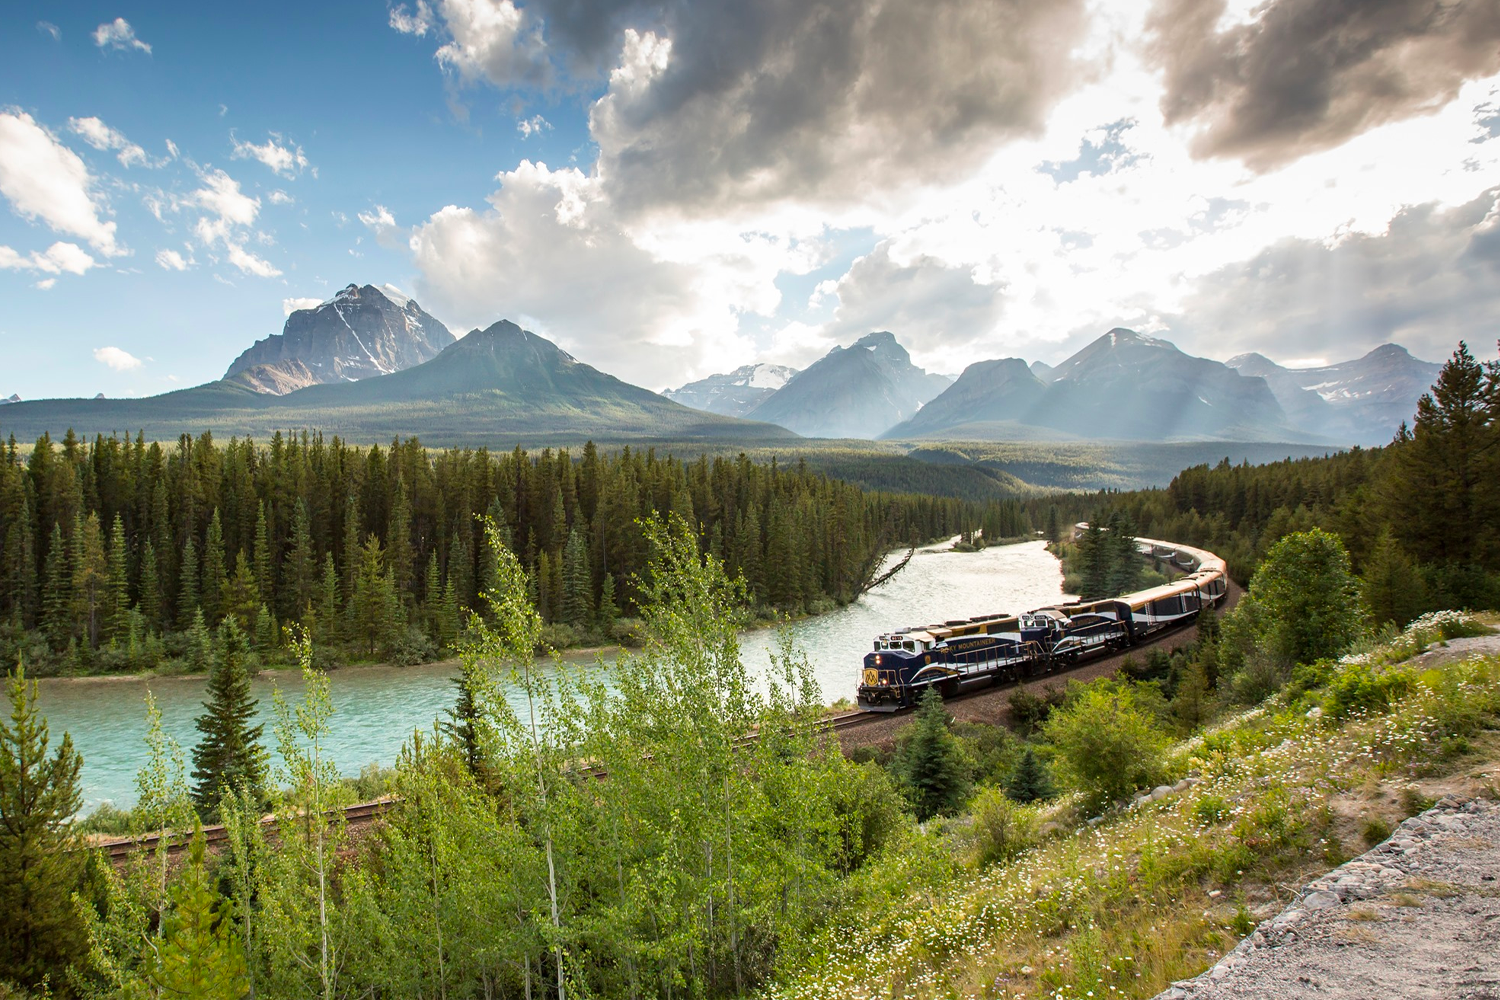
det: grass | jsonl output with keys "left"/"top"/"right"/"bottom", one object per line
{"left": 770, "top": 616, "right": 1500, "bottom": 1000}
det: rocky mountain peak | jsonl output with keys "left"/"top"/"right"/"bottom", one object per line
{"left": 223, "top": 282, "right": 455, "bottom": 394}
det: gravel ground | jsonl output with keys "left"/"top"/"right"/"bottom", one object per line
{"left": 1156, "top": 796, "right": 1500, "bottom": 1000}
{"left": 836, "top": 580, "right": 1245, "bottom": 752}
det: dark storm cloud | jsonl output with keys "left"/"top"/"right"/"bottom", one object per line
{"left": 1163, "top": 188, "right": 1500, "bottom": 363}
{"left": 430, "top": 0, "right": 1089, "bottom": 215}
{"left": 1148, "top": 0, "right": 1500, "bottom": 170}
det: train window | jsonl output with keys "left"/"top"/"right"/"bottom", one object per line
{"left": 903, "top": 641, "right": 916, "bottom": 653}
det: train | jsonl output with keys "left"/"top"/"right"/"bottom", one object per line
{"left": 855, "top": 535, "right": 1228, "bottom": 712}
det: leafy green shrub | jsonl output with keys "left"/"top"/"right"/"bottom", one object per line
{"left": 954, "top": 720, "right": 1019, "bottom": 785}
{"left": 76, "top": 802, "right": 136, "bottom": 837}
{"left": 1044, "top": 683, "right": 1169, "bottom": 809}
{"left": 1008, "top": 686, "right": 1063, "bottom": 736}
{"left": 388, "top": 626, "right": 440, "bottom": 666}
{"left": 829, "top": 762, "right": 909, "bottom": 873}
{"left": 1194, "top": 794, "right": 1230, "bottom": 825}
{"left": 968, "top": 787, "right": 1039, "bottom": 867}
{"left": 1325, "top": 663, "right": 1410, "bottom": 719}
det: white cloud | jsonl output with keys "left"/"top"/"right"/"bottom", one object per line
{"left": 35, "top": 278, "right": 56, "bottom": 290}
{"left": 225, "top": 242, "right": 282, "bottom": 278}
{"left": 37, "top": 21, "right": 60, "bottom": 41}
{"left": 93, "top": 346, "right": 143, "bottom": 371}
{"left": 0, "top": 112, "right": 120, "bottom": 255}
{"left": 267, "top": 189, "right": 293, "bottom": 205}
{"left": 431, "top": 0, "right": 551, "bottom": 87}
{"left": 67, "top": 116, "right": 150, "bottom": 168}
{"left": 390, "top": 1, "right": 434, "bottom": 36}
{"left": 154, "top": 248, "right": 192, "bottom": 270}
{"left": 92, "top": 18, "right": 151, "bottom": 54}
{"left": 283, "top": 296, "right": 323, "bottom": 315}
{"left": 231, "top": 132, "right": 309, "bottom": 177}
{"left": 517, "top": 114, "right": 551, "bottom": 138}
{"left": 0, "top": 241, "right": 97, "bottom": 275}
{"left": 408, "top": 160, "right": 787, "bottom": 385}
{"left": 358, "top": 205, "right": 397, "bottom": 229}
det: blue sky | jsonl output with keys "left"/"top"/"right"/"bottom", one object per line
{"left": 4, "top": 0, "right": 1500, "bottom": 401}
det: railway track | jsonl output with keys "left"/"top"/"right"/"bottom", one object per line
{"left": 94, "top": 797, "right": 396, "bottom": 864}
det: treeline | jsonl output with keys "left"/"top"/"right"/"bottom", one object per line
{"left": 0, "top": 430, "right": 976, "bottom": 674}
{"left": 1032, "top": 341, "right": 1500, "bottom": 625}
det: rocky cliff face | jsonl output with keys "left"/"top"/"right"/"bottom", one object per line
{"left": 884, "top": 358, "right": 1048, "bottom": 439}
{"left": 223, "top": 283, "right": 455, "bottom": 393}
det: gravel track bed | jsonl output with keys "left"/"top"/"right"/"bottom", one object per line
{"left": 1157, "top": 796, "right": 1500, "bottom": 1000}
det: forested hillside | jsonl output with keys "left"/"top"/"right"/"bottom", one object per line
{"left": 1038, "top": 341, "right": 1500, "bottom": 622}
{"left": 0, "top": 431, "right": 975, "bottom": 674}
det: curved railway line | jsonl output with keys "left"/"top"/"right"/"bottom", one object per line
{"left": 96, "top": 533, "right": 1234, "bottom": 862}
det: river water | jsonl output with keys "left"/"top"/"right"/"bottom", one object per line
{"left": 36, "top": 539, "right": 1069, "bottom": 812}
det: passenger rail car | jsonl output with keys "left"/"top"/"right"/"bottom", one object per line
{"left": 856, "top": 534, "right": 1228, "bottom": 712}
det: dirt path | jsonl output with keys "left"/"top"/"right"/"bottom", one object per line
{"left": 1158, "top": 796, "right": 1500, "bottom": 1000}
{"left": 836, "top": 579, "right": 1245, "bottom": 752}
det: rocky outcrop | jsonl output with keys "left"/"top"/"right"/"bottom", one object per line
{"left": 224, "top": 283, "right": 455, "bottom": 394}
{"left": 665, "top": 363, "right": 799, "bottom": 417}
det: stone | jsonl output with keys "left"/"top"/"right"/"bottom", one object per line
{"left": 1303, "top": 891, "right": 1341, "bottom": 911}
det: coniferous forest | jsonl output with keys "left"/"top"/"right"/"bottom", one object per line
{"left": 0, "top": 431, "right": 995, "bottom": 675}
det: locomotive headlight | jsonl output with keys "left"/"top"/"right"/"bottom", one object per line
{"left": 874, "top": 655, "right": 882, "bottom": 665}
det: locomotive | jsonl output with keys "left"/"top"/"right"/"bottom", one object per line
{"left": 855, "top": 536, "right": 1227, "bottom": 712}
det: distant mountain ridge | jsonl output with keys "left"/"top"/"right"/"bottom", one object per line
{"left": 224, "top": 283, "right": 455, "bottom": 393}
{"left": 0, "top": 319, "right": 795, "bottom": 447}
{"left": 1227, "top": 344, "right": 1440, "bottom": 444}
{"left": 664, "top": 363, "right": 798, "bottom": 417}
{"left": 743, "top": 331, "right": 951, "bottom": 438}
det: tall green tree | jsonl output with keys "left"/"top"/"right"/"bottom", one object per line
{"left": 203, "top": 509, "right": 227, "bottom": 624}
{"left": 1238, "top": 528, "right": 1366, "bottom": 666}
{"left": 893, "top": 686, "right": 971, "bottom": 820}
{"left": 0, "top": 663, "right": 88, "bottom": 986}
{"left": 141, "top": 826, "right": 249, "bottom": 999}
{"left": 190, "top": 617, "right": 267, "bottom": 812}
{"left": 72, "top": 511, "right": 109, "bottom": 648}
{"left": 1361, "top": 528, "right": 1427, "bottom": 628}
{"left": 41, "top": 522, "right": 72, "bottom": 650}
{"left": 559, "top": 528, "right": 593, "bottom": 626}
{"left": 105, "top": 512, "right": 130, "bottom": 645}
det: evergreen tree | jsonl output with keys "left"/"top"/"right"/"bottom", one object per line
{"left": 191, "top": 617, "right": 267, "bottom": 812}
{"left": 222, "top": 551, "right": 260, "bottom": 632}
{"left": 388, "top": 480, "right": 414, "bottom": 602}
{"left": 253, "top": 499, "right": 274, "bottom": 610}
{"left": 0, "top": 663, "right": 88, "bottom": 985}
{"left": 1043, "top": 505, "right": 1061, "bottom": 544}
{"left": 1361, "top": 528, "right": 1427, "bottom": 628}
{"left": 203, "top": 509, "right": 227, "bottom": 624}
{"left": 316, "top": 552, "right": 340, "bottom": 646}
{"left": 1005, "top": 747, "right": 1053, "bottom": 803}
{"left": 597, "top": 572, "right": 619, "bottom": 629}
{"left": 285, "top": 498, "right": 316, "bottom": 619}
{"left": 72, "top": 511, "right": 108, "bottom": 648}
{"left": 141, "top": 826, "right": 248, "bottom": 998}
{"left": 352, "top": 534, "right": 398, "bottom": 656}
{"left": 41, "top": 522, "right": 72, "bottom": 650}
{"left": 178, "top": 533, "right": 200, "bottom": 630}
{"left": 185, "top": 609, "right": 215, "bottom": 673}
{"left": 893, "top": 687, "right": 971, "bottom": 820}
{"left": 139, "top": 539, "right": 162, "bottom": 634}
{"left": 560, "top": 528, "right": 593, "bottom": 626}
{"left": 3, "top": 493, "right": 37, "bottom": 629}
{"left": 1077, "top": 518, "right": 1110, "bottom": 598}
{"left": 105, "top": 512, "right": 131, "bottom": 645}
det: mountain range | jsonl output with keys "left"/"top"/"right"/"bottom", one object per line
{"left": 738, "top": 332, "right": 952, "bottom": 438}
{"left": 0, "top": 280, "right": 1442, "bottom": 449}
{"left": 663, "top": 363, "right": 798, "bottom": 417}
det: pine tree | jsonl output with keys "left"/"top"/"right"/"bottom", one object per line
{"left": 222, "top": 551, "right": 260, "bottom": 632}
{"left": 191, "top": 617, "right": 267, "bottom": 812}
{"left": 1361, "top": 528, "right": 1427, "bottom": 628}
{"left": 317, "top": 552, "right": 340, "bottom": 646}
{"left": 1005, "top": 747, "right": 1053, "bottom": 803}
{"left": 186, "top": 609, "right": 214, "bottom": 673}
{"left": 388, "top": 480, "right": 414, "bottom": 603}
{"left": 41, "top": 522, "right": 72, "bottom": 650}
{"left": 285, "top": 498, "right": 316, "bottom": 619}
{"left": 139, "top": 539, "right": 162, "bottom": 634}
{"left": 141, "top": 825, "right": 248, "bottom": 997}
{"left": 351, "top": 534, "right": 396, "bottom": 656}
{"left": 1044, "top": 505, "right": 1061, "bottom": 544}
{"left": 178, "top": 533, "right": 200, "bottom": 630}
{"left": 203, "top": 509, "right": 227, "bottom": 624}
{"left": 0, "top": 663, "right": 88, "bottom": 985}
{"left": 72, "top": 511, "right": 108, "bottom": 648}
{"left": 105, "top": 512, "right": 130, "bottom": 645}
{"left": 253, "top": 500, "right": 274, "bottom": 611}
{"left": 894, "top": 687, "right": 971, "bottom": 820}
{"left": 560, "top": 529, "right": 594, "bottom": 625}
{"left": 341, "top": 493, "right": 361, "bottom": 610}
{"left": 597, "top": 573, "right": 619, "bottom": 629}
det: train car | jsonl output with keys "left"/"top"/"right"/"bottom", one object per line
{"left": 855, "top": 534, "right": 1232, "bottom": 713}
{"left": 856, "top": 612, "right": 1057, "bottom": 712}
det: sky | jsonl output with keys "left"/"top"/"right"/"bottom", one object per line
{"left": 3, "top": 0, "right": 1500, "bottom": 401}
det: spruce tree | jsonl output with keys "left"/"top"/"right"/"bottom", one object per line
{"left": 141, "top": 826, "right": 248, "bottom": 996}
{"left": 190, "top": 617, "right": 267, "bottom": 812}
{"left": 139, "top": 539, "right": 162, "bottom": 634}
{"left": 177, "top": 533, "right": 200, "bottom": 630}
{"left": 1005, "top": 747, "right": 1053, "bottom": 803}
{"left": 41, "top": 522, "right": 72, "bottom": 650}
{"left": 222, "top": 551, "right": 260, "bottom": 632}
{"left": 388, "top": 480, "right": 414, "bottom": 602}
{"left": 286, "top": 498, "right": 316, "bottom": 618}
{"left": 894, "top": 686, "right": 971, "bottom": 820}
{"left": 560, "top": 529, "right": 594, "bottom": 625}
{"left": 0, "top": 662, "right": 88, "bottom": 985}
{"left": 72, "top": 511, "right": 108, "bottom": 648}
{"left": 1361, "top": 528, "right": 1427, "bottom": 628}
{"left": 105, "top": 512, "right": 130, "bottom": 645}
{"left": 253, "top": 500, "right": 274, "bottom": 610}
{"left": 202, "top": 509, "right": 227, "bottom": 624}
